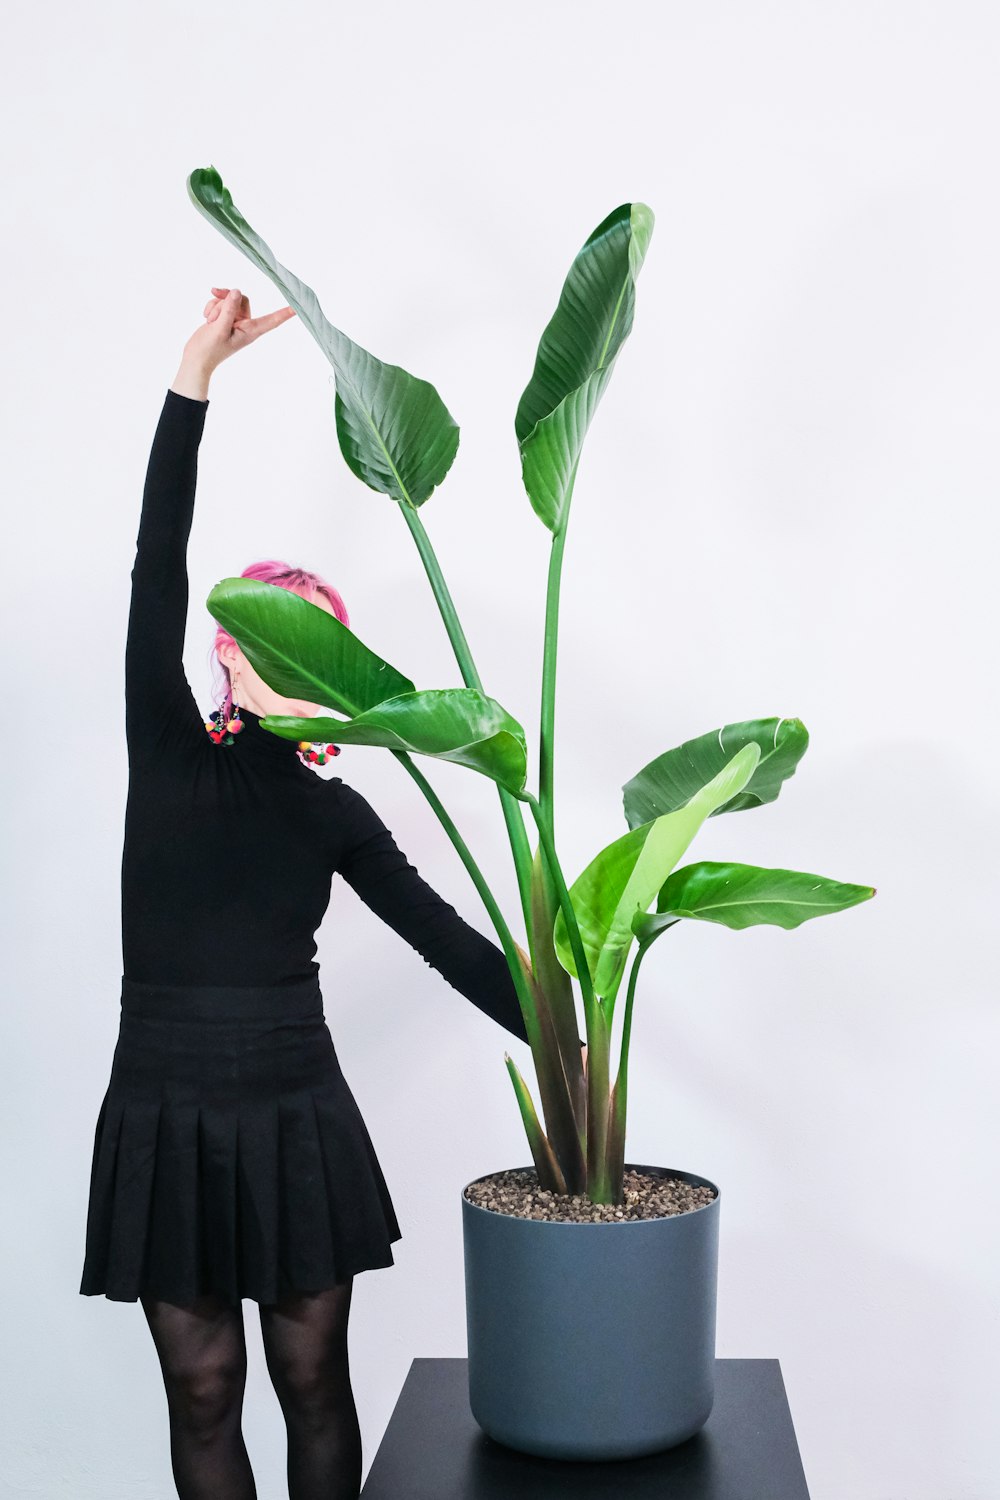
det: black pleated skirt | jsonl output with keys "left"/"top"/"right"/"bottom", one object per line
{"left": 79, "top": 974, "right": 402, "bottom": 1305}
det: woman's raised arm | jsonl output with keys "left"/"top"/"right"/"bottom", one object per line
{"left": 123, "top": 387, "right": 211, "bottom": 764}
{"left": 124, "top": 287, "right": 296, "bottom": 766}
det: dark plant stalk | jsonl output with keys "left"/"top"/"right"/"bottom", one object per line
{"left": 519, "top": 788, "right": 609, "bottom": 1198}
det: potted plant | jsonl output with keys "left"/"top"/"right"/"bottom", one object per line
{"left": 188, "top": 167, "right": 875, "bottom": 1460}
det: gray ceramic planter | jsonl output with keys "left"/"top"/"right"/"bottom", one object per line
{"left": 462, "top": 1161, "right": 720, "bottom": 1461}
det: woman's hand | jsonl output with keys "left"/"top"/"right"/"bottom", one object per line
{"left": 171, "top": 286, "right": 297, "bottom": 399}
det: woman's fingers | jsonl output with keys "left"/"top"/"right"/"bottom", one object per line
{"left": 207, "top": 287, "right": 294, "bottom": 340}
{"left": 206, "top": 286, "right": 246, "bottom": 314}
{"left": 240, "top": 305, "right": 297, "bottom": 341}
{"left": 213, "top": 286, "right": 244, "bottom": 334}
{"left": 188, "top": 287, "right": 295, "bottom": 369}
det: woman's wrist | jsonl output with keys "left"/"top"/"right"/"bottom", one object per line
{"left": 169, "top": 359, "right": 213, "bottom": 402}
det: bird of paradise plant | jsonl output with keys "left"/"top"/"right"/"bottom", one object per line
{"left": 189, "top": 166, "right": 875, "bottom": 1206}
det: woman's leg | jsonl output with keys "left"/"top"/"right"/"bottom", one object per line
{"left": 140, "top": 1291, "right": 256, "bottom": 1500}
{"left": 258, "top": 1278, "right": 362, "bottom": 1500}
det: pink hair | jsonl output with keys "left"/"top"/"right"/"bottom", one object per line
{"left": 208, "top": 559, "right": 350, "bottom": 718}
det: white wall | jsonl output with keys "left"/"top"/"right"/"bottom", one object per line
{"left": 2, "top": 2, "right": 998, "bottom": 1496}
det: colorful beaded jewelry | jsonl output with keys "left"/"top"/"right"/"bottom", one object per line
{"left": 297, "top": 739, "right": 341, "bottom": 766}
{"left": 204, "top": 688, "right": 340, "bottom": 764}
{"left": 204, "top": 701, "right": 244, "bottom": 745}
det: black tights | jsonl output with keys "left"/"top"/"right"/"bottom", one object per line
{"left": 141, "top": 1279, "right": 361, "bottom": 1500}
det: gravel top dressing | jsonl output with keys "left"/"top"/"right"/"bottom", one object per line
{"left": 464, "top": 1168, "right": 717, "bottom": 1223}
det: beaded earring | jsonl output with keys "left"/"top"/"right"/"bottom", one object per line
{"left": 204, "top": 695, "right": 244, "bottom": 745}
{"left": 297, "top": 738, "right": 341, "bottom": 766}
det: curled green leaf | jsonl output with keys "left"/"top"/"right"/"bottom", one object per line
{"left": 188, "top": 165, "right": 459, "bottom": 506}
{"left": 516, "top": 202, "right": 654, "bottom": 532}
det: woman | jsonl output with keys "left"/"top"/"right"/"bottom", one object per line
{"left": 79, "top": 285, "right": 531, "bottom": 1500}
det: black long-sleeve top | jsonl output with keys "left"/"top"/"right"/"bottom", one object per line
{"left": 121, "top": 387, "right": 530, "bottom": 1045}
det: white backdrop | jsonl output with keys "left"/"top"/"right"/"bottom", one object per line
{"left": 2, "top": 3, "right": 998, "bottom": 1497}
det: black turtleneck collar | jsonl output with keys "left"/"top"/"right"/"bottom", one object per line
{"left": 231, "top": 705, "right": 310, "bottom": 763}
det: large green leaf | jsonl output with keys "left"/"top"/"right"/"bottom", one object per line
{"left": 633, "top": 861, "right": 876, "bottom": 935}
{"left": 263, "top": 690, "right": 528, "bottom": 792}
{"left": 206, "top": 577, "right": 526, "bottom": 789}
{"left": 187, "top": 166, "right": 459, "bottom": 506}
{"left": 553, "top": 743, "right": 761, "bottom": 1001}
{"left": 515, "top": 202, "right": 654, "bottom": 533}
{"left": 622, "top": 717, "right": 809, "bottom": 829}
{"left": 206, "top": 576, "right": 414, "bottom": 715}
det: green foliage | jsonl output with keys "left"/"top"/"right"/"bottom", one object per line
{"left": 552, "top": 745, "right": 761, "bottom": 1002}
{"left": 207, "top": 575, "right": 413, "bottom": 713}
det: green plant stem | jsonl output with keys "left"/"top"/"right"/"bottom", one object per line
{"left": 613, "top": 940, "right": 646, "bottom": 1117}
{"left": 518, "top": 791, "right": 595, "bottom": 1020}
{"left": 538, "top": 461, "right": 579, "bottom": 847}
{"left": 605, "top": 938, "right": 657, "bottom": 1199}
{"left": 586, "top": 998, "right": 612, "bottom": 1201}
{"left": 399, "top": 502, "right": 536, "bottom": 949}
{"left": 392, "top": 750, "right": 537, "bottom": 1033}
{"left": 531, "top": 518, "right": 572, "bottom": 1036}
